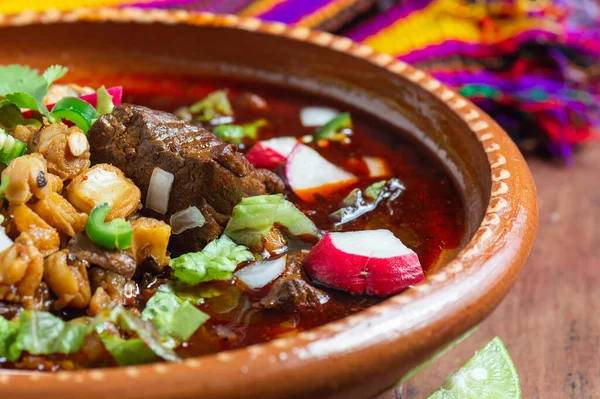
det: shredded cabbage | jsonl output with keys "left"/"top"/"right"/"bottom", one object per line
{"left": 225, "top": 194, "right": 319, "bottom": 250}
{"left": 142, "top": 285, "right": 209, "bottom": 342}
{"left": 170, "top": 235, "right": 254, "bottom": 285}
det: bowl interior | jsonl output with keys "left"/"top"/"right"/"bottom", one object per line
{"left": 0, "top": 20, "right": 490, "bottom": 251}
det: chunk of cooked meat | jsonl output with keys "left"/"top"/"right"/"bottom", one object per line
{"left": 88, "top": 104, "right": 285, "bottom": 252}
{"left": 9, "top": 204, "right": 60, "bottom": 257}
{"left": 88, "top": 268, "right": 137, "bottom": 316}
{"left": 27, "top": 123, "right": 91, "bottom": 180}
{"left": 260, "top": 252, "right": 329, "bottom": 312}
{"left": 12, "top": 124, "right": 37, "bottom": 147}
{"left": 67, "top": 234, "right": 136, "bottom": 278}
{"left": 43, "top": 250, "right": 91, "bottom": 310}
{"left": 0, "top": 233, "right": 44, "bottom": 308}
{"left": 31, "top": 192, "right": 88, "bottom": 238}
{"left": 130, "top": 217, "right": 171, "bottom": 268}
{"left": 67, "top": 164, "right": 141, "bottom": 221}
{"left": 1, "top": 154, "right": 51, "bottom": 205}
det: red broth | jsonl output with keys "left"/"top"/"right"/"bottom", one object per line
{"left": 2, "top": 72, "right": 466, "bottom": 367}
{"left": 91, "top": 73, "right": 466, "bottom": 357}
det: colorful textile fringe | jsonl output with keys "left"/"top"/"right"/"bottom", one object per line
{"left": 1, "top": 0, "right": 598, "bottom": 161}
{"left": 344, "top": 0, "right": 600, "bottom": 161}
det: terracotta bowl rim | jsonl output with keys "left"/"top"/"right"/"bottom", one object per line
{"left": 0, "top": 7, "right": 538, "bottom": 395}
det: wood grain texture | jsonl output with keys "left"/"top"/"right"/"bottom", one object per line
{"left": 378, "top": 142, "right": 600, "bottom": 399}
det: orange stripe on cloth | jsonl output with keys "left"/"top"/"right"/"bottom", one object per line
{"left": 238, "top": 0, "right": 288, "bottom": 17}
{"left": 363, "top": 0, "right": 563, "bottom": 57}
{"left": 295, "top": 0, "right": 361, "bottom": 27}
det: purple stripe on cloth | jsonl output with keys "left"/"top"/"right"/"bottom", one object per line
{"left": 398, "top": 30, "right": 559, "bottom": 64}
{"left": 256, "top": 0, "right": 338, "bottom": 25}
{"left": 344, "top": 0, "right": 433, "bottom": 42}
{"left": 394, "top": 29, "right": 600, "bottom": 64}
{"left": 127, "top": 0, "right": 253, "bottom": 12}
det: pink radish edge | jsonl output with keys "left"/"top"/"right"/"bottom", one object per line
{"left": 245, "top": 137, "right": 298, "bottom": 169}
{"left": 304, "top": 230, "right": 424, "bottom": 296}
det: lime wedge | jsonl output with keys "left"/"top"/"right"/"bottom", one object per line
{"left": 427, "top": 337, "right": 521, "bottom": 399}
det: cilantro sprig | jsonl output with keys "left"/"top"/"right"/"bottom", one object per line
{"left": 0, "top": 64, "right": 68, "bottom": 120}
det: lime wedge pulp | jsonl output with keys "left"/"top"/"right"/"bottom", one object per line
{"left": 427, "top": 337, "right": 521, "bottom": 399}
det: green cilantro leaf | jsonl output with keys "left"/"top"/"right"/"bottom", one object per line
{"left": 0, "top": 64, "right": 69, "bottom": 119}
{"left": 42, "top": 65, "right": 69, "bottom": 86}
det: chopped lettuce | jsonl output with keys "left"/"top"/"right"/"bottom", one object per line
{"left": 142, "top": 285, "right": 209, "bottom": 342}
{"left": 0, "top": 307, "right": 180, "bottom": 365}
{"left": 170, "top": 235, "right": 254, "bottom": 285}
{"left": 99, "top": 334, "right": 158, "bottom": 366}
{"left": 224, "top": 194, "right": 320, "bottom": 249}
{"left": 9, "top": 311, "right": 87, "bottom": 360}
{"left": 213, "top": 124, "right": 244, "bottom": 143}
{"left": 95, "top": 86, "right": 114, "bottom": 115}
{"left": 109, "top": 307, "right": 180, "bottom": 362}
{"left": 188, "top": 90, "right": 233, "bottom": 122}
{"left": 241, "top": 119, "right": 267, "bottom": 140}
{"left": 0, "top": 64, "right": 68, "bottom": 119}
{"left": 213, "top": 119, "right": 267, "bottom": 143}
{"left": 0, "top": 316, "right": 19, "bottom": 361}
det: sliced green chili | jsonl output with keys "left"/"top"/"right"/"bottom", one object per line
{"left": 86, "top": 203, "right": 133, "bottom": 250}
{"left": 50, "top": 97, "right": 99, "bottom": 133}
{"left": 313, "top": 112, "right": 352, "bottom": 141}
{"left": 0, "top": 128, "right": 26, "bottom": 165}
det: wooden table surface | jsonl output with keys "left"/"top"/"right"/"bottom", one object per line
{"left": 378, "top": 142, "right": 600, "bottom": 399}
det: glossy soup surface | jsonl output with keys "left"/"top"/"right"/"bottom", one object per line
{"left": 2, "top": 72, "right": 466, "bottom": 369}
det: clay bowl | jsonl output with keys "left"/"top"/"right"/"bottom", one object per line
{"left": 0, "top": 9, "right": 537, "bottom": 399}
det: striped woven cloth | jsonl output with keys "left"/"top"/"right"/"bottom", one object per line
{"left": 1, "top": 0, "right": 598, "bottom": 161}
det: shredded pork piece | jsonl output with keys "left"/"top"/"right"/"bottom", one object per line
{"left": 0, "top": 233, "right": 44, "bottom": 308}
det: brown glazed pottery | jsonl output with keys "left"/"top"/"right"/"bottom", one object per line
{"left": 0, "top": 9, "right": 538, "bottom": 399}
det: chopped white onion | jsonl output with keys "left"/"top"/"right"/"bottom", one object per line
{"left": 234, "top": 255, "right": 287, "bottom": 290}
{"left": 300, "top": 107, "right": 339, "bottom": 127}
{"left": 0, "top": 227, "right": 13, "bottom": 253}
{"left": 170, "top": 206, "right": 206, "bottom": 234}
{"left": 146, "top": 167, "right": 174, "bottom": 214}
{"left": 363, "top": 156, "right": 392, "bottom": 178}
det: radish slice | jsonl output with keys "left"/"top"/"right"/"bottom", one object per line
{"left": 234, "top": 255, "right": 287, "bottom": 289}
{"left": 363, "top": 156, "right": 392, "bottom": 178}
{"left": 304, "top": 230, "right": 424, "bottom": 296}
{"left": 286, "top": 144, "right": 358, "bottom": 202}
{"left": 300, "top": 107, "right": 338, "bottom": 127}
{"left": 245, "top": 137, "right": 298, "bottom": 169}
{"left": 22, "top": 86, "right": 123, "bottom": 118}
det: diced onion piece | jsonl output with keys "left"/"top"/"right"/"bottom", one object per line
{"left": 300, "top": 107, "right": 339, "bottom": 127}
{"left": 234, "top": 255, "right": 287, "bottom": 289}
{"left": 170, "top": 206, "right": 206, "bottom": 234}
{"left": 363, "top": 156, "right": 392, "bottom": 178}
{"left": 146, "top": 167, "right": 174, "bottom": 214}
{"left": 0, "top": 227, "right": 12, "bottom": 253}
